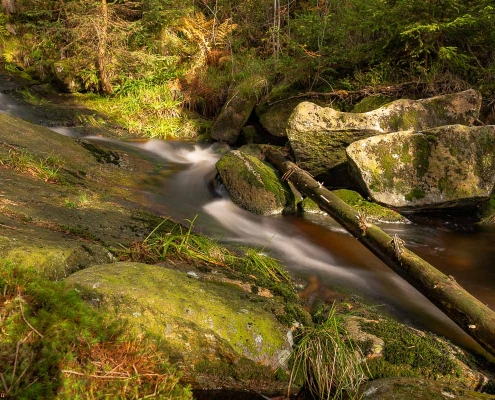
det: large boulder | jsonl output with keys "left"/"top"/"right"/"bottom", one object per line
{"left": 255, "top": 99, "right": 301, "bottom": 138}
{"left": 66, "top": 262, "right": 293, "bottom": 384}
{"left": 216, "top": 146, "right": 295, "bottom": 215}
{"left": 286, "top": 90, "right": 481, "bottom": 182}
{"left": 346, "top": 125, "right": 495, "bottom": 211}
{"left": 211, "top": 86, "right": 257, "bottom": 144}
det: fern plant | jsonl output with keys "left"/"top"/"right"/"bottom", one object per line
{"left": 179, "top": 12, "right": 237, "bottom": 72}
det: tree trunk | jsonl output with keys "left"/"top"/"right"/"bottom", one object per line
{"left": 1, "top": 0, "right": 16, "bottom": 14}
{"left": 265, "top": 147, "right": 495, "bottom": 358}
{"left": 97, "top": 0, "right": 112, "bottom": 94}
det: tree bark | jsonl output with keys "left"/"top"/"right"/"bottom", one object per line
{"left": 265, "top": 147, "right": 495, "bottom": 358}
{"left": 97, "top": 0, "right": 112, "bottom": 94}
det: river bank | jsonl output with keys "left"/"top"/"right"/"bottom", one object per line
{"left": 1, "top": 72, "right": 495, "bottom": 399}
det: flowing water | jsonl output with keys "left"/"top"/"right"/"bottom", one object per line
{"left": 121, "top": 139, "right": 494, "bottom": 357}
{"left": 1, "top": 90, "right": 494, "bottom": 357}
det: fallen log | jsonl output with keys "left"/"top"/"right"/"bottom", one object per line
{"left": 265, "top": 147, "right": 495, "bottom": 358}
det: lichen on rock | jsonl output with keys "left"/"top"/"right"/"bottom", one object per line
{"left": 66, "top": 262, "right": 294, "bottom": 380}
{"left": 346, "top": 125, "right": 495, "bottom": 211}
{"left": 286, "top": 90, "right": 481, "bottom": 182}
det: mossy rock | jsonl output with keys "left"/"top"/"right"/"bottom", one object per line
{"left": 351, "top": 95, "right": 395, "bottom": 113}
{"left": 347, "top": 125, "right": 495, "bottom": 211}
{"left": 255, "top": 99, "right": 302, "bottom": 137}
{"left": 0, "top": 221, "right": 114, "bottom": 280}
{"left": 333, "top": 189, "right": 407, "bottom": 223}
{"left": 50, "top": 58, "right": 85, "bottom": 93}
{"left": 65, "top": 262, "right": 293, "bottom": 385}
{"left": 354, "top": 315, "right": 492, "bottom": 390}
{"left": 211, "top": 85, "right": 257, "bottom": 144}
{"left": 361, "top": 378, "right": 495, "bottom": 400}
{"left": 299, "top": 197, "right": 326, "bottom": 215}
{"left": 287, "top": 90, "right": 481, "bottom": 180}
{"left": 216, "top": 147, "right": 295, "bottom": 215}
{"left": 0, "top": 113, "right": 180, "bottom": 277}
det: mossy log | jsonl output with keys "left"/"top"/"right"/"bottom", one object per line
{"left": 265, "top": 147, "right": 495, "bottom": 358}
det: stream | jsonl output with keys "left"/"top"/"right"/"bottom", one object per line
{"left": 1, "top": 90, "right": 495, "bottom": 359}
{"left": 123, "top": 139, "right": 495, "bottom": 357}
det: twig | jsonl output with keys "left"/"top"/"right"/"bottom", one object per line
{"left": 0, "top": 372, "right": 8, "bottom": 393}
{"left": 61, "top": 370, "right": 131, "bottom": 380}
{"left": 18, "top": 296, "right": 43, "bottom": 338}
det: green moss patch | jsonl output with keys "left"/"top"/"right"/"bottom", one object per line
{"left": 333, "top": 189, "right": 407, "bottom": 223}
{"left": 66, "top": 262, "right": 293, "bottom": 371}
{"left": 359, "top": 317, "right": 462, "bottom": 380}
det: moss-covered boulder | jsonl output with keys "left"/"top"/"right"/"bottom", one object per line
{"left": 0, "top": 113, "right": 177, "bottom": 278}
{"left": 351, "top": 95, "right": 395, "bottom": 113}
{"left": 286, "top": 90, "right": 481, "bottom": 181}
{"left": 346, "top": 125, "right": 495, "bottom": 211}
{"left": 255, "top": 99, "right": 301, "bottom": 137}
{"left": 216, "top": 146, "right": 295, "bottom": 215}
{"left": 211, "top": 86, "right": 257, "bottom": 144}
{"left": 66, "top": 262, "right": 293, "bottom": 385}
{"left": 50, "top": 58, "right": 85, "bottom": 93}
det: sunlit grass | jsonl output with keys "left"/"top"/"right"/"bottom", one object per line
{"left": 0, "top": 146, "right": 62, "bottom": 183}
{"left": 79, "top": 79, "right": 193, "bottom": 139}
{"left": 118, "top": 216, "right": 293, "bottom": 288}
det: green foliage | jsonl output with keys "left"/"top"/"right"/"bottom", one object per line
{"left": 117, "top": 217, "right": 301, "bottom": 307}
{"left": 0, "top": 260, "right": 191, "bottom": 399}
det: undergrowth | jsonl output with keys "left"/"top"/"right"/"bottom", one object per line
{"left": 0, "top": 260, "right": 192, "bottom": 399}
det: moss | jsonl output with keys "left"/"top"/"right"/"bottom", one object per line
{"left": 76, "top": 140, "right": 120, "bottom": 165}
{"left": 438, "top": 176, "right": 456, "bottom": 198}
{"left": 405, "top": 187, "right": 426, "bottom": 201}
{"left": 216, "top": 150, "right": 295, "bottom": 215}
{"left": 352, "top": 95, "right": 394, "bottom": 113}
{"left": 67, "top": 263, "right": 293, "bottom": 368}
{"left": 333, "top": 189, "right": 406, "bottom": 223}
{"left": 360, "top": 318, "right": 461, "bottom": 380}
{"left": 412, "top": 135, "right": 431, "bottom": 178}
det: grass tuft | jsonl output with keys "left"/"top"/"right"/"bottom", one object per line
{"left": 289, "top": 304, "right": 368, "bottom": 400}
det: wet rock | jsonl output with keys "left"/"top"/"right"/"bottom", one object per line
{"left": 346, "top": 125, "right": 495, "bottom": 211}
{"left": 216, "top": 146, "right": 295, "bottom": 215}
{"left": 286, "top": 90, "right": 481, "bottom": 181}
